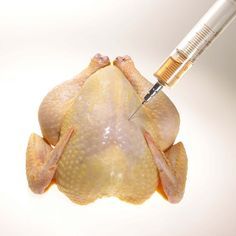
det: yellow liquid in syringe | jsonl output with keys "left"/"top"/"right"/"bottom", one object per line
{"left": 154, "top": 56, "right": 193, "bottom": 87}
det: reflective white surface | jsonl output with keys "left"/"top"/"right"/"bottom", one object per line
{"left": 0, "top": 0, "right": 236, "bottom": 235}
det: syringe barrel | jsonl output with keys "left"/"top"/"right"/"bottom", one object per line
{"left": 154, "top": 0, "right": 236, "bottom": 87}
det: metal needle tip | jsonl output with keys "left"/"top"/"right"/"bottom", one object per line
{"left": 128, "top": 102, "right": 144, "bottom": 120}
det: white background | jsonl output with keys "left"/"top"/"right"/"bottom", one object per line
{"left": 0, "top": 0, "right": 236, "bottom": 235}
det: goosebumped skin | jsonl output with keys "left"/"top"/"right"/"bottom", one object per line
{"left": 57, "top": 66, "right": 158, "bottom": 204}
{"left": 26, "top": 54, "right": 188, "bottom": 205}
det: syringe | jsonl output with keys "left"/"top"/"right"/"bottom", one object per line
{"left": 129, "top": 0, "right": 236, "bottom": 120}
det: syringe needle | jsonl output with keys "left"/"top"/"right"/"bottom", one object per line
{"left": 128, "top": 102, "right": 144, "bottom": 120}
{"left": 128, "top": 82, "right": 163, "bottom": 120}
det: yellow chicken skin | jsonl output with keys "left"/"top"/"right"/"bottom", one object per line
{"left": 26, "top": 54, "right": 187, "bottom": 204}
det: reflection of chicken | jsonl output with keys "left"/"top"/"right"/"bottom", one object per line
{"left": 26, "top": 53, "right": 187, "bottom": 205}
